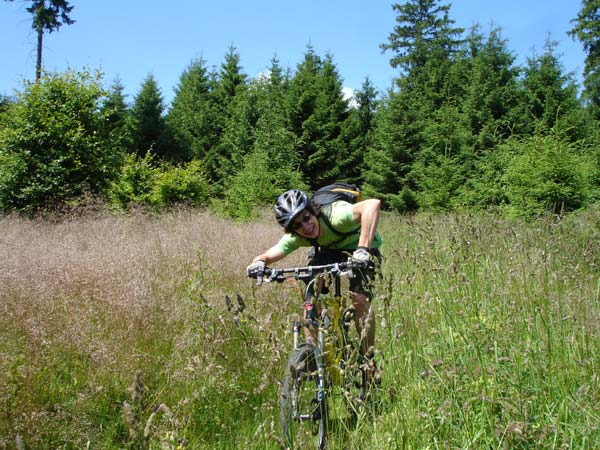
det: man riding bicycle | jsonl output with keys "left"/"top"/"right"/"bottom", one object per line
{"left": 247, "top": 188, "right": 383, "bottom": 371}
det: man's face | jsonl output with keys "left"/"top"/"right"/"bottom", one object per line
{"left": 291, "top": 210, "right": 319, "bottom": 239}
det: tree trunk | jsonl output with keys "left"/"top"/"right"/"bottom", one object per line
{"left": 36, "top": 27, "right": 43, "bottom": 83}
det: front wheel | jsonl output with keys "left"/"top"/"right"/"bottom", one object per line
{"left": 279, "top": 343, "right": 328, "bottom": 449}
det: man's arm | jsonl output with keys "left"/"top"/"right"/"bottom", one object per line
{"left": 351, "top": 198, "right": 381, "bottom": 248}
{"left": 252, "top": 245, "right": 286, "bottom": 265}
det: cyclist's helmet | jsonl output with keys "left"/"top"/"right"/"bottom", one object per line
{"left": 274, "top": 189, "right": 311, "bottom": 231}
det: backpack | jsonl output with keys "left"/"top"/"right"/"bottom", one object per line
{"left": 309, "top": 183, "right": 362, "bottom": 248}
{"left": 311, "top": 182, "right": 362, "bottom": 208}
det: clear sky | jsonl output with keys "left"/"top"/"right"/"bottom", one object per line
{"left": 0, "top": 1, "right": 586, "bottom": 106}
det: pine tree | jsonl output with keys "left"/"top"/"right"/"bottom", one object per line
{"left": 568, "top": 0, "right": 600, "bottom": 119}
{"left": 521, "top": 37, "right": 586, "bottom": 140}
{"left": 203, "top": 46, "right": 248, "bottom": 188}
{"left": 165, "top": 57, "right": 217, "bottom": 161}
{"left": 287, "top": 47, "right": 350, "bottom": 189}
{"left": 128, "top": 74, "right": 166, "bottom": 158}
{"left": 5, "top": 0, "right": 75, "bottom": 82}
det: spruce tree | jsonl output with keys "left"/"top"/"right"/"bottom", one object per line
{"left": 338, "top": 77, "right": 379, "bottom": 184}
{"left": 102, "top": 78, "right": 131, "bottom": 153}
{"left": 203, "top": 46, "right": 248, "bottom": 188}
{"left": 460, "top": 25, "right": 521, "bottom": 150}
{"left": 128, "top": 74, "right": 166, "bottom": 158}
{"left": 521, "top": 37, "right": 586, "bottom": 140}
{"left": 165, "top": 57, "right": 217, "bottom": 161}
{"left": 568, "top": 0, "right": 600, "bottom": 119}
{"left": 287, "top": 47, "right": 349, "bottom": 189}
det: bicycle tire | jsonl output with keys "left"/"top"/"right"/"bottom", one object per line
{"left": 279, "top": 343, "right": 328, "bottom": 449}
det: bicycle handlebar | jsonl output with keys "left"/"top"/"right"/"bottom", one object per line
{"left": 250, "top": 260, "right": 356, "bottom": 286}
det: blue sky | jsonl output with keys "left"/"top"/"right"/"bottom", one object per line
{"left": 1, "top": 1, "right": 586, "bottom": 106}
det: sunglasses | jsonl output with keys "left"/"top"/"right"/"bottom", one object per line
{"left": 292, "top": 211, "right": 312, "bottom": 231}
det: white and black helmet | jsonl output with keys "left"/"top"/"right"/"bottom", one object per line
{"left": 274, "top": 189, "right": 311, "bottom": 230}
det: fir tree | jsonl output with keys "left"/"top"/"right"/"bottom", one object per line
{"left": 165, "top": 57, "right": 217, "bottom": 161}
{"left": 568, "top": 0, "right": 600, "bottom": 119}
{"left": 128, "top": 74, "right": 166, "bottom": 158}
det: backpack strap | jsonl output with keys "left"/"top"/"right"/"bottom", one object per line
{"left": 311, "top": 204, "right": 360, "bottom": 254}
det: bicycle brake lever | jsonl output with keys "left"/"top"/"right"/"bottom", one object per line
{"left": 256, "top": 269, "right": 264, "bottom": 286}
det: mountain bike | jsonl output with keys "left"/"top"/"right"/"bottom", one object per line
{"left": 251, "top": 260, "right": 374, "bottom": 450}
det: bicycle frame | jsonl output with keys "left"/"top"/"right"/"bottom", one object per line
{"left": 263, "top": 261, "right": 361, "bottom": 387}
{"left": 299, "top": 271, "right": 357, "bottom": 387}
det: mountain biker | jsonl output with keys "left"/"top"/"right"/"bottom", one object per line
{"left": 247, "top": 189, "right": 383, "bottom": 371}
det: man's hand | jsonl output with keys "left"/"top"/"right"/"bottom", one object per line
{"left": 352, "top": 246, "right": 371, "bottom": 269}
{"left": 246, "top": 260, "right": 266, "bottom": 278}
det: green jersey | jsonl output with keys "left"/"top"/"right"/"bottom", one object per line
{"left": 275, "top": 201, "right": 383, "bottom": 256}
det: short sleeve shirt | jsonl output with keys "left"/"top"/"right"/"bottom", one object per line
{"left": 275, "top": 201, "right": 383, "bottom": 256}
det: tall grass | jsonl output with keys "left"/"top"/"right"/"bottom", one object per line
{"left": 1, "top": 207, "right": 599, "bottom": 449}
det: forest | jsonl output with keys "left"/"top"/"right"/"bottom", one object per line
{"left": 1, "top": 0, "right": 599, "bottom": 219}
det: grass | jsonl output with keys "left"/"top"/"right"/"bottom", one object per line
{"left": 1, "top": 206, "right": 599, "bottom": 449}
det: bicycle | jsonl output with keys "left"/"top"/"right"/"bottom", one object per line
{"left": 250, "top": 260, "right": 375, "bottom": 450}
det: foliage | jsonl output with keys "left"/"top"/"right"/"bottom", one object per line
{"left": 128, "top": 74, "right": 167, "bottom": 158}
{"left": 222, "top": 98, "right": 305, "bottom": 220}
{"left": 286, "top": 47, "right": 351, "bottom": 190}
{"left": 165, "top": 57, "right": 219, "bottom": 162}
{"left": 108, "top": 153, "right": 209, "bottom": 210}
{"left": 0, "top": 70, "right": 122, "bottom": 212}
{"left": 203, "top": 46, "right": 249, "bottom": 188}
{"left": 568, "top": 0, "right": 600, "bottom": 118}
{"left": 151, "top": 160, "right": 210, "bottom": 208}
{"left": 2, "top": 2, "right": 600, "bottom": 218}
{"left": 107, "top": 152, "right": 158, "bottom": 209}
{"left": 501, "top": 132, "right": 596, "bottom": 218}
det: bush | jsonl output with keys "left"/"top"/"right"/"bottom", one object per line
{"left": 0, "top": 70, "right": 123, "bottom": 212}
{"left": 151, "top": 160, "right": 209, "bottom": 208}
{"left": 108, "top": 153, "right": 210, "bottom": 210}
{"left": 501, "top": 133, "right": 595, "bottom": 218}
{"left": 108, "top": 152, "right": 158, "bottom": 209}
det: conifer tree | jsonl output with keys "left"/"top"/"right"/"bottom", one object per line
{"left": 287, "top": 47, "right": 349, "bottom": 189}
{"left": 338, "top": 77, "right": 379, "bottom": 184}
{"left": 460, "top": 25, "right": 521, "bottom": 150}
{"left": 4, "top": 0, "right": 75, "bottom": 82}
{"left": 203, "top": 46, "right": 248, "bottom": 188}
{"left": 102, "top": 78, "right": 131, "bottom": 156}
{"left": 166, "top": 57, "right": 217, "bottom": 161}
{"left": 568, "top": 0, "right": 600, "bottom": 119}
{"left": 521, "top": 37, "right": 586, "bottom": 140}
{"left": 381, "top": 0, "right": 464, "bottom": 75}
{"left": 128, "top": 74, "right": 166, "bottom": 158}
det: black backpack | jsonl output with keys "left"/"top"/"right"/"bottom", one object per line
{"left": 311, "top": 182, "right": 362, "bottom": 208}
{"left": 310, "top": 183, "right": 362, "bottom": 247}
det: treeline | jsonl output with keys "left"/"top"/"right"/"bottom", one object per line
{"left": 1, "top": 0, "right": 599, "bottom": 219}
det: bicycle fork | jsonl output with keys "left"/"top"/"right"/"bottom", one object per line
{"left": 290, "top": 320, "right": 328, "bottom": 422}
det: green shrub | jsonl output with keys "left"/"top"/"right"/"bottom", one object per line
{"left": 151, "top": 160, "right": 209, "bottom": 208}
{"left": 0, "top": 70, "right": 122, "bottom": 212}
{"left": 108, "top": 154, "right": 210, "bottom": 210}
{"left": 108, "top": 152, "right": 158, "bottom": 209}
{"left": 502, "top": 133, "right": 595, "bottom": 218}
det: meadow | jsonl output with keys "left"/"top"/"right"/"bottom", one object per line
{"left": 1, "top": 207, "right": 599, "bottom": 449}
